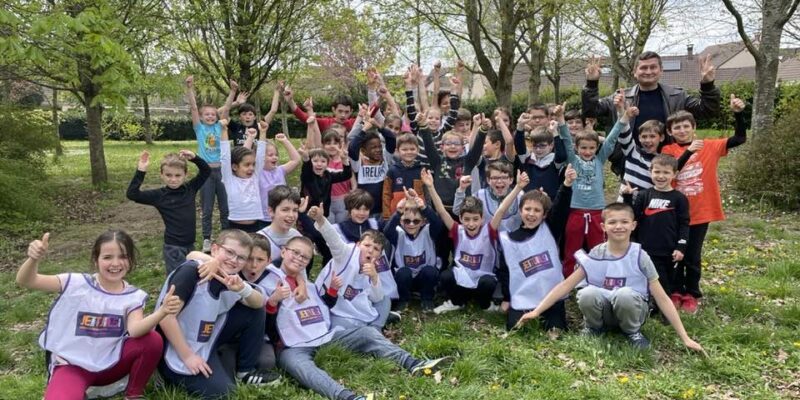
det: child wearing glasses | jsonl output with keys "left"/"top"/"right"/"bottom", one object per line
{"left": 383, "top": 188, "right": 444, "bottom": 312}
{"left": 453, "top": 160, "right": 521, "bottom": 232}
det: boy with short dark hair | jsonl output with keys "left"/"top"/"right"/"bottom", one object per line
{"left": 659, "top": 94, "right": 747, "bottom": 313}
{"left": 618, "top": 118, "right": 665, "bottom": 193}
{"left": 256, "top": 185, "right": 305, "bottom": 263}
{"left": 517, "top": 203, "right": 706, "bottom": 353}
{"left": 127, "top": 150, "right": 210, "bottom": 273}
{"left": 382, "top": 133, "right": 424, "bottom": 220}
{"left": 622, "top": 154, "right": 689, "bottom": 311}
{"left": 453, "top": 160, "right": 520, "bottom": 232}
{"left": 564, "top": 109, "right": 584, "bottom": 137}
{"left": 515, "top": 125, "right": 567, "bottom": 200}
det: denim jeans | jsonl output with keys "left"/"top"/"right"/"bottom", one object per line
{"left": 200, "top": 167, "right": 229, "bottom": 239}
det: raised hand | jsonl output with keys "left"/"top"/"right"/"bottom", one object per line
{"left": 730, "top": 93, "right": 745, "bottom": 113}
{"left": 268, "top": 280, "right": 291, "bottom": 306}
{"left": 458, "top": 175, "right": 472, "bottom": 191}
{"left": 216, "top": 271, "right": 246, "bottom": 292}
{"left": 515, "top": 170, "right": 530, "bottom": 190}
{"left": 361, "top": 262, "right": 378, "bottom": 281}
{"left": 330, "top": 269, "right": 343, "bottom": 291}
{"left": 185, "top": 75, "right": 194, "bottom": 88}
{"left": 613, "top": 88, "right": 626, "bottom": 113}
{"left": 235, "top": 91, "right": 250, "bottom": 105}
{"left": 299, "top": 196, "right": 310, "bottom": 213}
{"left": 137, "top": 150, "right": 150, "bottom": 172}
{"left": 449, "top": 76, "right": 463, "bottom": 94}
{"left": 552, "top": 101, "right": 567, "bottom": 122}
{"left": 275, "top": 133, "right": 288, "bottom": 142}
{"left": 403, "top": 187, "right": 423, "bottom": 209}
{"left": 307, "top": 202, "right": 325, "bottom": 223}
{"left": 283, "top": 85, "right": 294, "bottom": 102}
{"left": 699, "top": 54, "right": 716, "bottom": 83}
{"left": 159, "top": 285, "right": 183, "bottom": 315}
{"left": 455, "top": 59, "right": 465, "bottom": 76}
{"left": 303, "top": 97, "right": 314, "bottom": 113}
{"left": 688, "top": 139, "right": 704, "bottom": 153}
{"left": 620, "top": 180, "right": 636, "bottom": 195}
{"left": 27, "top": 232, "right": 49, "bottom": 260}
{"left": 178, "top": 150, "right": 196, "bottom": 160}
{"left": 219, "top": 118, "right": 229, "bottom": 127}
{"left": 421, "top": 168, "right": 434, "bottom": 187}
{"left": 198, "top": 259, "right": 221, "bottom": 284}
{"left": 229, "top": 79, "right": 239, "bottom": 92}
{"left": 480, "top": 114, "right": 493, "bottom": 131}
{"left": 367, "top": 67, "right": 379, "bottom": 90}
{"left": 245, "top": 127, "right": 257, "bottom": 141}
{"left": 259, "top": 115, "right": 270, "bottom": 132}
{"left": 564, "top": 163, "right": 577, "bottom": 187}
{"left": 625, "top": 106, "right": 640, "bottom": 120}
{"left": 585, "top": 56, "right": 601, "bottom": 81}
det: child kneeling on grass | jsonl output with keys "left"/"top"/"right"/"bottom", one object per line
{"left": 262, "top": 236, "right": 451, "bottom": 400}
{"left": 516, "top": 203, "right": 706, "bottom": 353}
{"left": 17, "top": 231, "right": 183, "bottom": 400}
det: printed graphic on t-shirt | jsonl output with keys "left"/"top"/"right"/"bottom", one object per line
{"left": 197, "top": 321, "right": 215, "bottom": 343}
{"left": 575, "top": 159, "right": 595, "bottom": 192}
{"left": 343, "top": 285, "right": 363, "bottom": 301}
{"left": 676, "top": 156, "right": 704, "bottom": 196}
{"left": 603, "top": 277, "right": 627, "bottom": 290}
{"left": 295, "top": 306, "right": 324, "bottom": 326}
{"left": 644, "top": 198, "right": 674, "bottom": 216}
{"left": 518, "top": 251, "right": 553, "bottom": 277}
{"left": 458, "top": 251, "right": 483, "bottom": 270}
{"left": 376, "top": 255, "right": 390, "bottom": 272}
{"left": 203, "top": 130, "right": 218, "bottom": 152}
{"left": 75, "top": 312, "right": 124, "bottom": 338}
{"left": 358, "top": 164, "right": 386, "bottom": 184}
{"left": 403, "top": 254, "right": 425, "bottom": 269}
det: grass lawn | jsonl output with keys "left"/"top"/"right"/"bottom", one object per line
{"left": 0, "top": 139, "right": 799, "bottom": 399}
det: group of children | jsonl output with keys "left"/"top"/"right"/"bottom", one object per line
{"left": 19, "top": 63, "right": 749, "bottom": 399}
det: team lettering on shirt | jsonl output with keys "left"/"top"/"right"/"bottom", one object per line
{"left": 458, "top": 252, "right": 483, "bottom": 270}
{"left": 197, "top": 320, "right": 215, "bottom": 343}
{"left": 295, "top": 306, "right": 325, "bottom": 326}
{"left": 519, "top": 252, "right": 553, "bottom": 277}
{"left": 360, "top": 165, "right": 386, "bottom": 179}
{"left": 603, "top": 277, "right": 627, "bottom": 291}
{"left": 75, "top": 312, "right": 124, "bottom": 338}
{"left": 343, "top": 285, "right": 363, "bottom": 301}
{"left": 403, "top": 254, "right": 425, "bottom": 269}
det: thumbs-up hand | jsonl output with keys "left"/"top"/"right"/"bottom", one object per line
{"left": 515, "top": 170, "right": 530, "bottom": 190}
{"left": 620, "top": 180, "right": 637, "bottom": 195}
{"left": 307, "top": 202, "right": 325, "bottom": 223}
{"left": 613, "top": 88, "right": 626, "bottom": 113}
{"left": 137, "top": 151, "right": 150, "bottom": 172}
{"left": 564, "top": 163, "right": 577, "bottom": 187}
{"left": 293, "top": 278, "right": 309, "bottom": 303}
{"left": 268, "top": 280, "right": 291, "bottom": 306}
{"left": 159, "top": 285, "right": 184, "bottom": 315}
{"left": 730, "top": 93, "right": 745, "bottom": 113}
{"left": 688, "top": 139, "right": 704, "bottom": 153}
{"left": 361, "top": 262, "right": 378, "bottom": 281}
{"left": 330, "top": 269, "right": 343, "bottom": 291}
{"left": 28, "top": 233, "right": 50, "bottom": 260}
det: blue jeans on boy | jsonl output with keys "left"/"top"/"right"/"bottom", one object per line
{"left": 330, "top": 296, "right": 392, "bottom": 331}
{"left": 201, "top": 167, "right": 229, "bottom": 239}
{"left": 395, "top": 265, "right": 439, "bottom": 302}
{"left": 278, "top": 325, "right": 419, "bottom": 400}
{"left": 163, "top": 244, "right": 191, "bottom": 275}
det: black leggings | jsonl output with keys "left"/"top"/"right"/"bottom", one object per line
{"left": 440, "top": 268, "right": 497, "bottom": 309}
{"left": 506, "top": 300, "right": 568, "bottom": 331}
{"left": 676, "top": 223, "right": 709, "bottom": 298}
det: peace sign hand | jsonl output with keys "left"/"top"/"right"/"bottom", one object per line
{"left": 699, "top": 54, "right": 716, "bottom": 83}
{"left": 585, "top": 56, "right": 601, "bottom": 81}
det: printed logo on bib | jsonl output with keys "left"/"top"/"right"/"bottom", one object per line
{"left": 403, "top": 254, "right": 425, "bottom": 269}
{"left": 603, "top": 277, "right": 627, "bottom": 291}
{"left": 197, "top": 321, "right": 215, "bottom": 343}
{"left": 458, "top": 252, "right": 483, "bottom": 270}
{"left": 295, "top": 306, "right": 324, "bottom": 326}
{"left": 75, "top": 312, "right": 124, "bottom": 338}
{"left": 375, "top": 255, "right": 390, "bottom": 272}
{"left": 343, "top": 285, "right": 363, "bottom": 301}
{"left": 518, "top": 252, "right": 553, "bottom": 277}
{"left": 358, "top": 164, "right": 387, "bottom": 184}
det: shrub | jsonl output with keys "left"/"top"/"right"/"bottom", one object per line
{"left": 731, "top": 97, "right": 800, "bottom": 210}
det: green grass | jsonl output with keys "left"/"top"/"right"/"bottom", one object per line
{"left": 1, "top": 140, "right": 799, "bottom": 399}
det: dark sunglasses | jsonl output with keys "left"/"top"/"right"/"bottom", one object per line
{"left": 401, "top": 218, "right": 422, "bottom": 225}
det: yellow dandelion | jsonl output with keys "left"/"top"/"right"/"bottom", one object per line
{"left": 793, "top": 341, "right": 800, "bottom": 348}
{"left": 719, "top": 286, "right": 727, "bottom": 293}
{"left": 491, "top": 384, "right": 501, "bottom": 390}
{"left": 726, "top": 270, "right": 735, "bottom": 276}
{"left": 617, "top": 375, "right": 629, "bottom": 384}
{"left": 423, "top": 368, "right": 432, "bottom": 375}
{"left": 753, "top": 308, "right": 760, "bottom": 312}
{"left": 681, "top": 388, "right": 696, "bottom": 399}
{"left": 702, "top": 261, "right": 709, "bottom": 267}
{"left": 399, "top": 396, "right": 407, "bottom": 400}
{"left": 712, "top": 239, "right": 719, "bottom": 244}
{"left": 635, "top": 373, "right": 644, "bottom": 380}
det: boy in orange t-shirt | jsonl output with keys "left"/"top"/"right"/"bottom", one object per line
{"left": 661, "top": 94, "right": 747, "bottom": 313}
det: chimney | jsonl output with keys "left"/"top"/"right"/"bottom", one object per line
{"left": 687, "top": 44, "right": 694, "bottom": 59}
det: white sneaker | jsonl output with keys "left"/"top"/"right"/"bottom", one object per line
{"left": 433, "top": 300, "right": 463, "bottom": 315}
{"left": 485, "top": 303, "right": 501, "bottom": 312}
{"left": 202, "top": 239, "right": 212, "bottom": 253}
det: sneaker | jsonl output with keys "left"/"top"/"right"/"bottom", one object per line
{"left": 485, "top": 303, "right": 501, "bottom": 313}
{"left": 681, "top": 294, "right": 699, "bottom": 314}
{"left": 421, "top": 300, "right": 435, "bottom": 312}
{"left": 202, "top": 239, "right": 212, "bottom": 253}
{"left": 237, "top": 370, "right": 281, "bottom": 386}
{"left": 626, "top": 331, "right": 651, "bottom": 349}
{"left": 670, "top": 293, "right": 683, "bottom": 310}
{"left": 433, "top": 300, "right": 463, "bottom": 315}
{"left": 411, "top": 356, "right": 453, "bottom": 376}
{"left": 386, "top": 311, "right": 402, "bottom": 325}
{"left": 580, "top": 326, "right": 605, "bottom": 336}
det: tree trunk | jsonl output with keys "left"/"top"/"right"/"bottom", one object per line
{"left": 52, "top": 89, "right": 63, "bottom": 156}
{"left": 281, "top": 99, "right": 289, "bottom": 137}
{"left": 553, "top": 78, "right": 561, "bottom": 103}
{"left": 142, "top": 93, "right": 153, "bottom": 144}
{"left": 494, "top": 72, "right": 513, "bottom": 109}
{"left": 85, "top": 102, "right": 108, "bottom": 185}
{"left": 750, "top": 15, "right": 784, "bottom": 136}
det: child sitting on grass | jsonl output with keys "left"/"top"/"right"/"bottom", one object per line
{"left": 517, "top": 203, "right": 706, "bottom": 353}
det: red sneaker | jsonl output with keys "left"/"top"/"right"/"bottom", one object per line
{"left": 681, "top": 294, "right": 699, "bottom": 314}
{"left": 670, "top": 293, "right": 683, "bottom": 310}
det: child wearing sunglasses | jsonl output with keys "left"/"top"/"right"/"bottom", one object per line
{"left": 382, "top": 188, "right": 444, "bottom": 312}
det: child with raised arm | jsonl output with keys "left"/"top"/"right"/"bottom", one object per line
{"left": 560, "top": 95, "right": 634, "bottom": 277}
{"left": 17, "top": 231, "right": 182, "bottom": 400}
{"left": 262, "top": 236, "right": 451, "bottom": 400}
{"left": 453, "top": 160, "right": 521, "bottom": 232}
{"left": 308, "top": 203, "right": 392, "bottom": 330}
{"left": 259, "top": 132, "right": 301, "bottom": 224}
{"left": 517, "top": 203, "right": 706, "bottom": 353}
{"left": 185, "top": 75, "right": 238, "bottom": 253}
{"left": 349, "top": 107, "right": 397, "bottom": 218}
{"left": 383, "top": 188, "right": 444, "bottom": 312}
{"left": 127, "top": 149, "right": 210, "bottom": 273}
{"left": 382, "top": 132, "right": 425, "bottom": 220}
{"left": 515, "top": 125, "right": 567, "bottom": 200}
{"left": 227, "top": 82, "right": 280, "bottom": 147}
{"left": 220, "top": 119, "right": 268, "bottom": 232}
{"left": 497, "top": 166, "right": 575, "bottom": 331}
{"left": 659, "top": 94, "right": 748, "bottom": 313}
{"left": 622, "top": 154, "right": 689, "bottom": 313}
{"left": 158, "top": 230, "right": 273, "bottom": 399}
{"left": 421, "top": 168, "right": 505, "bottom": 314}
{"left": 618, "top": 118, "right": 665, "bottom": 194}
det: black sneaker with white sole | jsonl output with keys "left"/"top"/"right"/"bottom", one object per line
{"left": 410, "top": 356, "right": 453, "bottom": 376}
{"left": 237, "top": 370, "right": 281, "bottom": 386}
